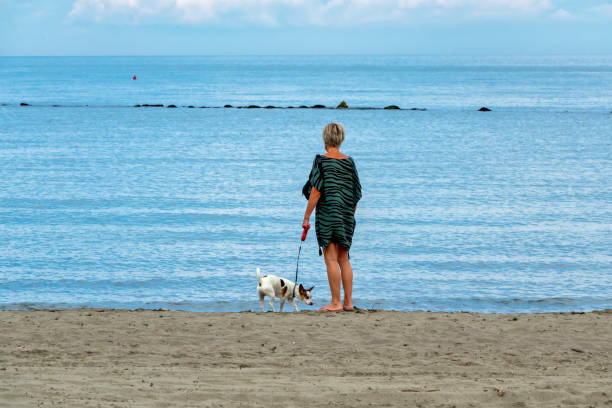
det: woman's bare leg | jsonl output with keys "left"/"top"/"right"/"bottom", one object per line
{"left": 338, "top": 246, "right": 353, "bottom": 311}
{"left": 320, "top": 243, "right": 343, "bottom": 311}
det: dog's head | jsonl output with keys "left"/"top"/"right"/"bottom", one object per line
{"left": 298, "top": 284, "right": 314, "bottom": 306}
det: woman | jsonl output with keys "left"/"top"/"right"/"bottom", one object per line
{"left": 303, "top": 123, "right": 362, "bottom": 312}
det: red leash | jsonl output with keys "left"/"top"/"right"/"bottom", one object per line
{"left": 293, "top": 225, "right": 310, "bottom": 298}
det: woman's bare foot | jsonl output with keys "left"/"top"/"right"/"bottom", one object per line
{"left": 317, "top": 303, "right": 343, "bottom": 312}
{"left": 343, "top": 299, "right": 354, "bottom": 311}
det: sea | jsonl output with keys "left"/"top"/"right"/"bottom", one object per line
{"left": 0, "top": 55, "right": 610, "bottom": 313}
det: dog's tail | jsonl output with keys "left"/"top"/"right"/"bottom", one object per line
{"left": 256, "top": 267, "right": 262, "bottom": 286}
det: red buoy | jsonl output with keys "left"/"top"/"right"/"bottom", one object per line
{"left": 132, "top": 75, "right": 137, "bottom": 80}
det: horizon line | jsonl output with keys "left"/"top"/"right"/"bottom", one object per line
{"left": 2, "top": 53, "right": 612, "bottom": 58}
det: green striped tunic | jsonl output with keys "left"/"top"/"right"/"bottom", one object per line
{"left": 309, "top": 156, "right": 362, "bottom": 251}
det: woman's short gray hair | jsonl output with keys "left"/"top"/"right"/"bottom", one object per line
{"left": 322, "top": 122, "right": 345, "bottom": 148}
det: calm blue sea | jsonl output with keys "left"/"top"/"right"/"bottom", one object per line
{"left": 0, "top": 56, "right": 611, "bottom": 313}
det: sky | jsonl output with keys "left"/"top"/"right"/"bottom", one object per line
{"left": 1, "top": 0, "right": 611, "bottom": 55}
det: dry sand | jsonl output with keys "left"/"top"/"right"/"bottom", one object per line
{"left": 0, "top": 309, "right": 610, "bottom": 407}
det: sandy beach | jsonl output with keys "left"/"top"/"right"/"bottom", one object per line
{"left": 0, "top": 309, "right": 610, "bottom": 407}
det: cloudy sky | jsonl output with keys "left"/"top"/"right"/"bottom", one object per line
{"left": 1, "top": 0, "right": 611, "bottom": 55}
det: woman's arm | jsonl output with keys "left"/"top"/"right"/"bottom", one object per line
{"left": 302, "top": 186, "right": 321, "bottom": 228}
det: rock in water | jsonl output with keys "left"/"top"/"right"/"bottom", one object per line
{"left": 224, "top": 104, "right": 233, "bottom": 108}
{"left": 20, "top": 102, "right": 30, "bottom": 106}
{"left": 336, "top": 101, "right": 348, "bottom": 109}
{"left": 384, "top": 105, "right": 400, "bottom": 110}
{"left": 479, "top": 107, "right": 492, "bottom": 111}
{"left": 247, "top": 105, "right": 261, "bottom": 109}
{"left": 167, "top": 105, "right": 177, "bottom": 108}
{"left": 265, "top": 105, "right": 276, "bottom": 109}
{"left": 298, "top": 105, "right": 308, "bottom": 108}
{"left": 311, "top": 104, "right": 326, "bottom": 109}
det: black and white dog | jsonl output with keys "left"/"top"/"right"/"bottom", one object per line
{"left": 256, "top": 268, "right": 314, "bottom": 312}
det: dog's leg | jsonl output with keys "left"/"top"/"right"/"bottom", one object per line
{"left": 268, "top": 297, "right": 276, "bottom": 312}
{"left": 289, "top": 298, "right": 299, "bottom": 312}
{"left": 279, "top": 297, "right": 285, "bottom": 312}
{"left": 259, "top": 292, "right": 265, "bottom": 312}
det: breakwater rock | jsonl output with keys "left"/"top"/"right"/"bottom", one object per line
{"left": 12, "top": 102, "right": 433, "bottom": 111}
{"left": 479, "top": 107, "right": 492, "bottom": 111}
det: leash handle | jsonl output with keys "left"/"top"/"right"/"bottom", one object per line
{"left": 301, "top": 224, "right": 310, "bottom": 241}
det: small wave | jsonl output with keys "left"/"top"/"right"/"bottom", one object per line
{"left": 2, "top": 296, "right": 611, "bottom": 314}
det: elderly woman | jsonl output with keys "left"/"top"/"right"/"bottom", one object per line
{"left": 303, "top": 123, "right": 362, "bottom": 312}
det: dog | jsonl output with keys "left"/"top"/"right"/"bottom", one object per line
{"left": 256, "top": 268, "right": 314, "bottom": 312}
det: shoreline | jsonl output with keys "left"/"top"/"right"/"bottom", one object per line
{"left": 2, "top": 306, "right": 612, "bottom": 314}
{"left": 1, "top": 309, "right": 610, "bottom": 407}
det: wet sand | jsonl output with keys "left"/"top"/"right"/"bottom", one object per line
{"left": 0, "top": 309, "right": 610, "bottom": 407}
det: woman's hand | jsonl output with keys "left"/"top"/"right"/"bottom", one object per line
{"left": 302, "top": 218, "right": 310, "bottom": 230}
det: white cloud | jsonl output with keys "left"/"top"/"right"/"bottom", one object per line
{"left": 69, "top": 0, "right": 303, "bottom": 23}
{"left": 68, "top": 0, "right": 560, "bottom": 25}
{"left": 397, "top": 0, "right": 554, "bottom": 20}
{"left": 549, "top": 8, "right": 571, "bottom": 20}
{"left": 585, "top": 4, "right": 612, "bottom": 18}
